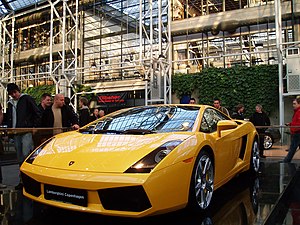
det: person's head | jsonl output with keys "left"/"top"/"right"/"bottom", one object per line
{"left": 79, "top": 97, "right": 89, "bottom": 108}
{"left": 189, "top": 98, "right": 196, "bottom": 104}
{"left": 7, "top": 83, "right": 21, "bottom": 100}
{"left": 64, "top": 97, "right": 71, "bottom": 106}
{"left": 236, "top": 104, "right": 245, "bottom": 113}
{"left": 213, "top": 98, "right": 221, "bottom": 109}
{"left": 41, "top": 93, "right": 52, "bottom": 109}
{"left": 293, "top": 98, "right": 300, "bottom": 109}
{"left": 99, "top": 110, "right": 105, "bottom": 117}
{"left": 53, "top": 94, "right": 65, "bottom": 108}
{"left": 255, "top": 104, "right": 263, "bottom": 113}
{"left": 93, "top": 108, "right": 99, "bottom": 116}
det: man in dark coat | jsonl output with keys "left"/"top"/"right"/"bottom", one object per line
{"left": 78, "top": 97, "right": 90, "bottom": 127}
{"left": 41, "top": 94, "right": 79, "bottom": 136}
{"left": 6, "top": 83, "right": 42, "bottom": 165}
{"left": 249, "top": 104, "right": 270, "bottom": 158}
{"left": 38, "top": 93, "right": 52, "bottom": 113}
{"left": 231, "top": 104, "right": 245, "bottom": 120}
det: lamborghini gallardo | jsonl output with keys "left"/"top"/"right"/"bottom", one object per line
{"left": 20, "top": 104, "right": 260, "bottom": 217}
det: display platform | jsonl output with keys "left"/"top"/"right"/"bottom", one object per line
{"left": 0, "top": 159, "right": 298, "bottom": 225}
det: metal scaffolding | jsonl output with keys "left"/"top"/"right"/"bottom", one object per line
{"left": 0, "top": 0, "right": 172, "bottom": 110}
{"left": 48, "top": 0, "right": 79, "bottom": 109}
{"left": 0, "top": 0, "right": 79, "bottom": 109}
{"left": 140, "top": 0, "right": 172, "bottom": 105}
{"left": 0, "top": 12, "right": 14, "bottom": 108}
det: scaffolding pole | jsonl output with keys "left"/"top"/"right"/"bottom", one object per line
{"left": 139, "top": 0, "right": 171, "bottom": 105}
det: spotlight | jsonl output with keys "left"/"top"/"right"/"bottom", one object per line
{"left": 91, "top": 61, "right": 96, "bottom": 69}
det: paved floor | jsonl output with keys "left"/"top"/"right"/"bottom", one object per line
{"left": 264, "top": 144, "right": 300, "bottom": 161}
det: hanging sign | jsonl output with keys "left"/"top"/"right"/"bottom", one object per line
{"left": 97, "top": 92, "right": 127, "bottom": 106}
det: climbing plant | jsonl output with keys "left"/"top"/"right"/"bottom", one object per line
{"left": 172, "top": 65, "right": 279, "bottom": 117}
{"left": 23, "top": 84, "right": 93, "bottom": 105}
{"left": 171, "top": 73, "right": 197, "bottom": 98}
{"left": 24, "top": 85, "right": 56, "bottom": 103}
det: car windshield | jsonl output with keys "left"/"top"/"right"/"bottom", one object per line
{"left": 79, "top": 105, "right": 200, "bottom": 134}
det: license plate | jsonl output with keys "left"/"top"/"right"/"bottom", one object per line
{"left": 44, "top": 184, "right": 87, "bottom": 207}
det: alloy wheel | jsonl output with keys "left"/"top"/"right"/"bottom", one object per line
{"left": 194, "top": 154, "right": 214, "bottom": 209}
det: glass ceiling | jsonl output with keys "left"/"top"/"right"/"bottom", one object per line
{"left": 0, "top": 0, "right": 41, "bottom": 17}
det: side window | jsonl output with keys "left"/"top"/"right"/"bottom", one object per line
{"left": 200, "top": 108, "right": 228, "bottom": 133}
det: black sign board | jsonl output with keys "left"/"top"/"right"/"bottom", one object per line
{"left": 44, "top": 184, "right": 87, "bottom": 207}
{"left": 97, "top": 92, "right": 127, "bottom": 107}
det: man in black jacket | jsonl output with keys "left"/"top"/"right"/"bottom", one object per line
{"left": 6, "top": 83, "right": 42, "bottom": 176}
{"left": 249, "top": 104, "right": 270, "bottom": 158}
{"left": 41, "top": 93, "right": 79, "bottom": 136}
{"left": 78, "top": 97, "right": 90, "bottom": 127}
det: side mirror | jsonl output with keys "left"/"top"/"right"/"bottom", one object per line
{"left": 217, "top": 120, "right": 238, "bottom": 137}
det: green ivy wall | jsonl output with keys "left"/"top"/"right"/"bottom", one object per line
{"left": 172, "top": 65, "right": 279, "bottom": 117}
{"left": 22, "top": 65, "right": 279, "bottom": 118}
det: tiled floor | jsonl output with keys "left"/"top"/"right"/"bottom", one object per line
{"left": 264, "top": 144, "right": 300, "bottom": 160}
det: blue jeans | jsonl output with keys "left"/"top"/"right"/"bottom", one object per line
{"left": 284, "top": 133, "right": 300, "bottom": 163}
{"left": 13, "top": 133, "right": 34, "bottom": 165}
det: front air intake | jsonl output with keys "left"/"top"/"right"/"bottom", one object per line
{"left": 21, "top": 172, "right": 41, "bottom": 197}
{"left": 98, "top": 186, "right": 151, "bottom": 212}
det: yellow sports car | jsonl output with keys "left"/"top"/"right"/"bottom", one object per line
{"left": 20, "top": 104, "right": 260, "bottom": 217}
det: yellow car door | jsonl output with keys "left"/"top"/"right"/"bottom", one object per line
{"left": 201, "top": 108, "right": 242, "bottom": 186}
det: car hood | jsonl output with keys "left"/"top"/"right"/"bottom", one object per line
{"left": 31, "top": 131, "right": 192, "bottom": 173}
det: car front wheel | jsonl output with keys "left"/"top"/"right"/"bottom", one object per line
{"left": 188, "top": 150, "right": 214, "bottom": 211}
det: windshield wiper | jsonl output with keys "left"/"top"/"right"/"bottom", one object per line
{"left": 79, "top": 128, "right": 155, "bottom": 135}
{"left": 79, "top": 129, "right": 124, "bottom": 134}
{"left": 123, "top": 129, "right": 156, "bottom": 135}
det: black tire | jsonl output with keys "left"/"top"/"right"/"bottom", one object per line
{"left": 188, "top": 150, "right": 214, "bottom": 211}
{"left": 250, "top": 139, "right": 260, "bottom": 173}
{"left": 263, "top": 134, "right": 273, "bottom": 150}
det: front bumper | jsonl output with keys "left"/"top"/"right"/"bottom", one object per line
{"left": 21, "top": 160, "right": 194, "bottom": 217}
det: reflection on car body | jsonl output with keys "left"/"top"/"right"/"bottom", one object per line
{"left": 20, "top": 104, "right": 260, "bottom": 217}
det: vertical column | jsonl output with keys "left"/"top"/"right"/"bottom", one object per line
{"left": 48, "top": 0, "right": 78, "bottom": 111}
{"left": 140, "top": 0, "right": 171, "bottom": 105}
{"left": 275, "top": 0, "right": 284, "bottom": 126}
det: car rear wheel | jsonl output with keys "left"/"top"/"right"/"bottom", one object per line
{"left": 250, "top": 140, "right": 260, "bottom": 173}
{"left": 263, "top": 134, "right": 273, "bottom": 150}
{"left": 188, "top": 150, "right": 214, "bottom": 211}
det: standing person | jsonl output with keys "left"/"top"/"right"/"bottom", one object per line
{"left": 42, "top": 93, "right": 79, "bottom": 136}
{"left": 78, "top": 97, "right": 90, "bottom": 127}
{"left": 282, "top": 98, "right": 300, "bottom": 163}
{"left": 38, "top": 93, "right": 52, "bottom": 112}
{"left": 249, "top": 104, "right": 270, "bottom": 158}
{"left": 64, "top": 96, "right": 77, "bottom": 117}
{"left": 90, "top": 108, "right": 100, "bottom": 122}
{"left": 99, "top": 109, "right": 105, "bottom": 118}
{"left": 0, "top": 103, "right": 6, "bottom": 188}
{"left": 213, "top": 98, "right": 230, "bottom": 116}
{"left": 0, "top": 103, "right": 4, "bottom": 154}
{"left": 35, "top": 93, "right": 52, "bottom": 147}
{"left": 6, "top": 83, "right": 42, "bottom": 188}
{"left": 189, "top": 98, "right": 196, "bottom": 104}
{"left": 231, "top": 104, "right": 245, "bottom": 120}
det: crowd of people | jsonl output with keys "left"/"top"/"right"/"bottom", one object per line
{"left": 0, "top": 83, "right": 106, "bottom": 188}
{"left": 189, "top": 96, "right": 271, "bottom": 158}
{"left": 189, "top": 95, "right": 300, "bottom": 162}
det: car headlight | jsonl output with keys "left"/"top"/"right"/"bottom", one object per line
{"left": 125, "top": 140, "right": 183, "bottom": 173}
{"left": 25, "top": 137, "right": 54, "bottom": 164}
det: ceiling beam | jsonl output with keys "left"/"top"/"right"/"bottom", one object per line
{"left": 0, "top": 0, "right": 12, "bottom": 10}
